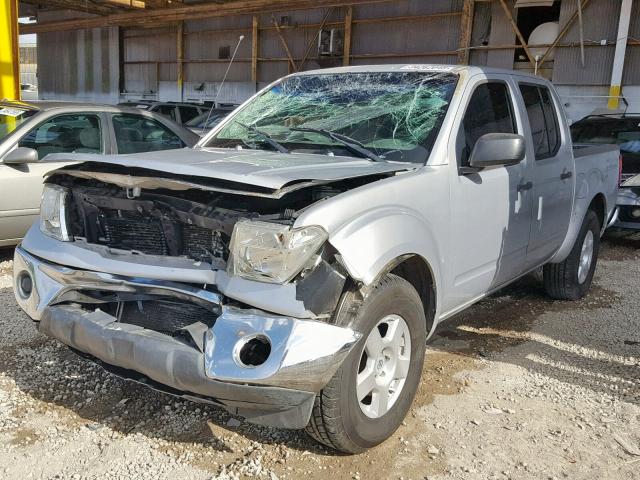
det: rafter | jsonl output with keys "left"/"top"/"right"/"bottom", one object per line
{"left": 20, "top": 0, "right": 395, "bottom": 34}
{"left": 20, "top": 0, "right": 118, "bottom": 16}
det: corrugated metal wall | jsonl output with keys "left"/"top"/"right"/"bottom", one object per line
{"left": 37, "top": 11, "right": 120, "bottom": 103}
{"left": 35, "top": 0, "right": 640, "bottom": 112}
{"left": 552, "top": 0, "right": 621, "bottom": 85}
{"left": 121, "top": 0, "right": 464, "bottom": 103}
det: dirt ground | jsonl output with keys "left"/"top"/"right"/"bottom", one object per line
{"left": 0, "top": 231, "right": 638, "bottom": 480}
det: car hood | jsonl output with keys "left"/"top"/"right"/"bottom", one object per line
{"left": 44, "top": 148, "right": 416, "bottom": 190}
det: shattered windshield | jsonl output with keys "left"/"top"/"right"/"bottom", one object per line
{"left": 204, "top": 71, "right": 458, "bottom": 163}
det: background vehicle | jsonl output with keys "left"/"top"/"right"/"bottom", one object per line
{"left": 185, "top": 107, "right": 235, "bottom": 136}
{"left": 147, "top": 102, "right": 207, "bottom": 125}
{"left": 117, "top": 100, "right": 154, "bottom": 110}
{"left": 0, "top": 101, "right": 199, "bottom": 246}
{"left": 571, "top": 113, "right": 640, "bottom": 229}
{"left": 13, "top": 65, "right": 619, "bottom": 454}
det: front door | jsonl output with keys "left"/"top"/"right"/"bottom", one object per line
{"left": 517, "top": 82, "right": 574, "bottom": 267}
{"left": 0, "top": 112, "right": 104, "bottom": 243}
{"left": 445, "top": 77, "right": 534, "bottom": 312}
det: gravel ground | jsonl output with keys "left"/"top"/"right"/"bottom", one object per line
{"left": 0, "top": 231, "right": 638, "bottom": 480}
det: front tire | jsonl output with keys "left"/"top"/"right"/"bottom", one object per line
{"left": 543, "top": 209, "right": 601, "bottom": 300}
{"left": 306, "top": 274, "right": 427, "bottom": 454}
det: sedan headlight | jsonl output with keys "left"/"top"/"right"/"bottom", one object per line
{"left": 40, "top": 184, "right": 71, "bottom": 241}
{"left": 228, "top": 221, "right": 328, "bottom": 284}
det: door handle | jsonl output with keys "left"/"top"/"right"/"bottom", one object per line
{"left": 560, "top": 170, "right": 573, "bottom": 180}
{"left": 517, "top": 181, "right": 533, "bottom": 192}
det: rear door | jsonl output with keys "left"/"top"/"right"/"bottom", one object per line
{"left": 516, "top": 81, "right": 574, "bottom": 267}
{"left": 445, "top": 75, "right": 534, "bottom": 311}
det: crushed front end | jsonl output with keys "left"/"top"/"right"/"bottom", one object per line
{"left": 12, "top": 164, "right": 379, "bottom": 428}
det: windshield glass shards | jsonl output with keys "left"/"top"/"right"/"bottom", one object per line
{"left": 204, "top": 71, "right": 458, "bottom": 163}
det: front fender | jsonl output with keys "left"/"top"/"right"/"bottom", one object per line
{"left": 329, "top": 205, "right": 442, "bottom": 294}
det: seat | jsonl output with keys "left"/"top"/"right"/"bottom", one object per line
{"left": 74, "top": 127, "right": 101, "bottom": 154}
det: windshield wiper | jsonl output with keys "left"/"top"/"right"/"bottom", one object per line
{"left": 235, "top": 121, "right": 290, "bottom": 154}
{"left": 291, "top": 127, "right": 384, "bottom": 162}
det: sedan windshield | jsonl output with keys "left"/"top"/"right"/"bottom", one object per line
{"left": 0, "top": 106, "right": 38, "bottom": 141}
{"left": 204, "top": 71, "right": 458, "bottom": 163}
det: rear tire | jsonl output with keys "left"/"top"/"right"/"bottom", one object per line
{"left": 543, "top": 209, "right": 600, "bottom": 300}
{"left": 305, "top": 274, "right": 427, "bottom": 454}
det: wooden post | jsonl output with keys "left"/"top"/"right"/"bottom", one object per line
{"left": 272, "top": 14, "right": 297, "bottom": 73}
{"left": 343, "top": 5, "right": 353, "bottom": 66}
{"left": 537, "top": 0, "right": 592, "bottom": 67}
{"left": 457, "top": 0, "right": 474, "bottom": 65}
{"left": 177, "top": 21, "right": 184, "bottom": 101}
{"left": 251, "top": 15, "right": 258, "bottom": 84}
{"left": 497, "top": 0, "right": 536, "bottom": 68}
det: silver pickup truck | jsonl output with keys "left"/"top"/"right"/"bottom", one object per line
{"left": 13, "top": 65, "right": 619, "bottom": 453}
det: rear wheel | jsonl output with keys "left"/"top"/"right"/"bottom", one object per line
{"left": 543, "top": 209, "right": 600, "bottom": 300}
{"left": 305, "top": 274, "right": 427, "bottom": 454}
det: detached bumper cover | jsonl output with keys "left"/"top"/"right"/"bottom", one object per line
{"left": 13, "top": 246, "right": 361, "bottom": 429}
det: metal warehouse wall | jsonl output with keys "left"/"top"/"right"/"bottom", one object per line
{"left": 34, "top": 0, "right": 640, "bottom": 118}
{"left": 120, "top": 0, "right": 464, "bottom": 104}
{"left": 37, "top": 11, "right": 120, "bottom": 103}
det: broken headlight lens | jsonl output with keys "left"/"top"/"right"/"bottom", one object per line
{"left": 228, "top": 221, "right": 328, "bottom": 284}
{"left": 40, "top": 184, "right": 71, "bottom": 242}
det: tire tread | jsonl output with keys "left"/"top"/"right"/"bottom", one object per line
{"left": 305, "top": 274, "right": 420, "bottom": 453}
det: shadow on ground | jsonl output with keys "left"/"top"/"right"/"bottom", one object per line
{"left": 0, "top": 231, "right": 638, "bottom": 468}
{"left": 428, "top": 231, "right": 639, "bottom": 407}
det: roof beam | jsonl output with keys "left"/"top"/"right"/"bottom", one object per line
{"left": 20, "top": 0, "right": 395, "bottom": 34}
{"left": 20, "top": 0, "right": 117, "bottom": 16}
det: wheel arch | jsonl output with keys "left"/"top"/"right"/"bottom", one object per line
{"left": 550, "top": 191, "right": 608, "bottom": 264}
{"left": 588, "top": 192, "right": 607, "bottom": 232}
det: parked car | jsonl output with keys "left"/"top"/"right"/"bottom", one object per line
{"left": 185, "top": 107, "right": 235, "bottom": 136}
{"left": 571, "top": 113, "right": 640, "bottom": 229}
{"left": 117, "top": 100, "right": 155, "bottom": 110}
{"left": 13, "top": 65, "right": 619, "bottom": 453}
{"left": 0, "top": 100, "right": 199, "bottom": 246}
{"left": 147, "top": 102, "right": 207, "bottom": 125}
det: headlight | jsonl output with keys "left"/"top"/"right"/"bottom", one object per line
{"left": 40, "top": 184, "right": 71, "bottom": 241}
{"left": 228, "top": 221, "right": 328, "bottom": 284}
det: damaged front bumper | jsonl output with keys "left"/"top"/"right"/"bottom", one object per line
{"left": 13, "top": 246, "right": 360, "bottom": 429}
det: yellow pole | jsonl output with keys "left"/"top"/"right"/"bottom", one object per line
{"left": 0, "top": 0, "right": 20, "bottom": 100}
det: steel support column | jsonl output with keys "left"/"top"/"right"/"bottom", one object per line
{"left": 1, "top": 0, "right": 20, "bottom": 100}
{"left": 608, "top": 0, "right": 633, "bottom": 110}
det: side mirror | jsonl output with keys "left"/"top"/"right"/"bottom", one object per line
{"left": 4, "top": 147, "right": 39, "bottom": 164}
{"left": 468, "top": 133, "right": 525, "bottom": 169}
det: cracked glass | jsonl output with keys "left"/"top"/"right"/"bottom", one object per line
{"left": 204, "top": 71, "right": 458, "bottom": 163}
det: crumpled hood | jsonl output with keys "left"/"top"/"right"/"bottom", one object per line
{"left": 44, "top": 148, "right": 416, "bottom": 190}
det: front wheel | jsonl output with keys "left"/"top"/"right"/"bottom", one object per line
{"left": 543, "top": 209, "right": 601, "bottom": 300}
{"left": 305, "top": 274, "right": 427, "bottom": 454}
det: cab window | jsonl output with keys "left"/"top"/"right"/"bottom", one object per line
{"left": 19, "top": 113, "right": 102, "bottom": 159}
{"left": 112, "top": 114, "right": 185, "bottom": 154}
{"left": 519, "top": 84, "right": 561, "bottom": 159}
{"left": 460, "top": 82, "right": 516, "bottom": 166}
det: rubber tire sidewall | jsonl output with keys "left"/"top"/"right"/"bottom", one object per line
{"left": 546, "top": 210, "right": 601, "bottom": 300}
{"left": 330, "top": 275, "right": 426, "bottom": 451}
